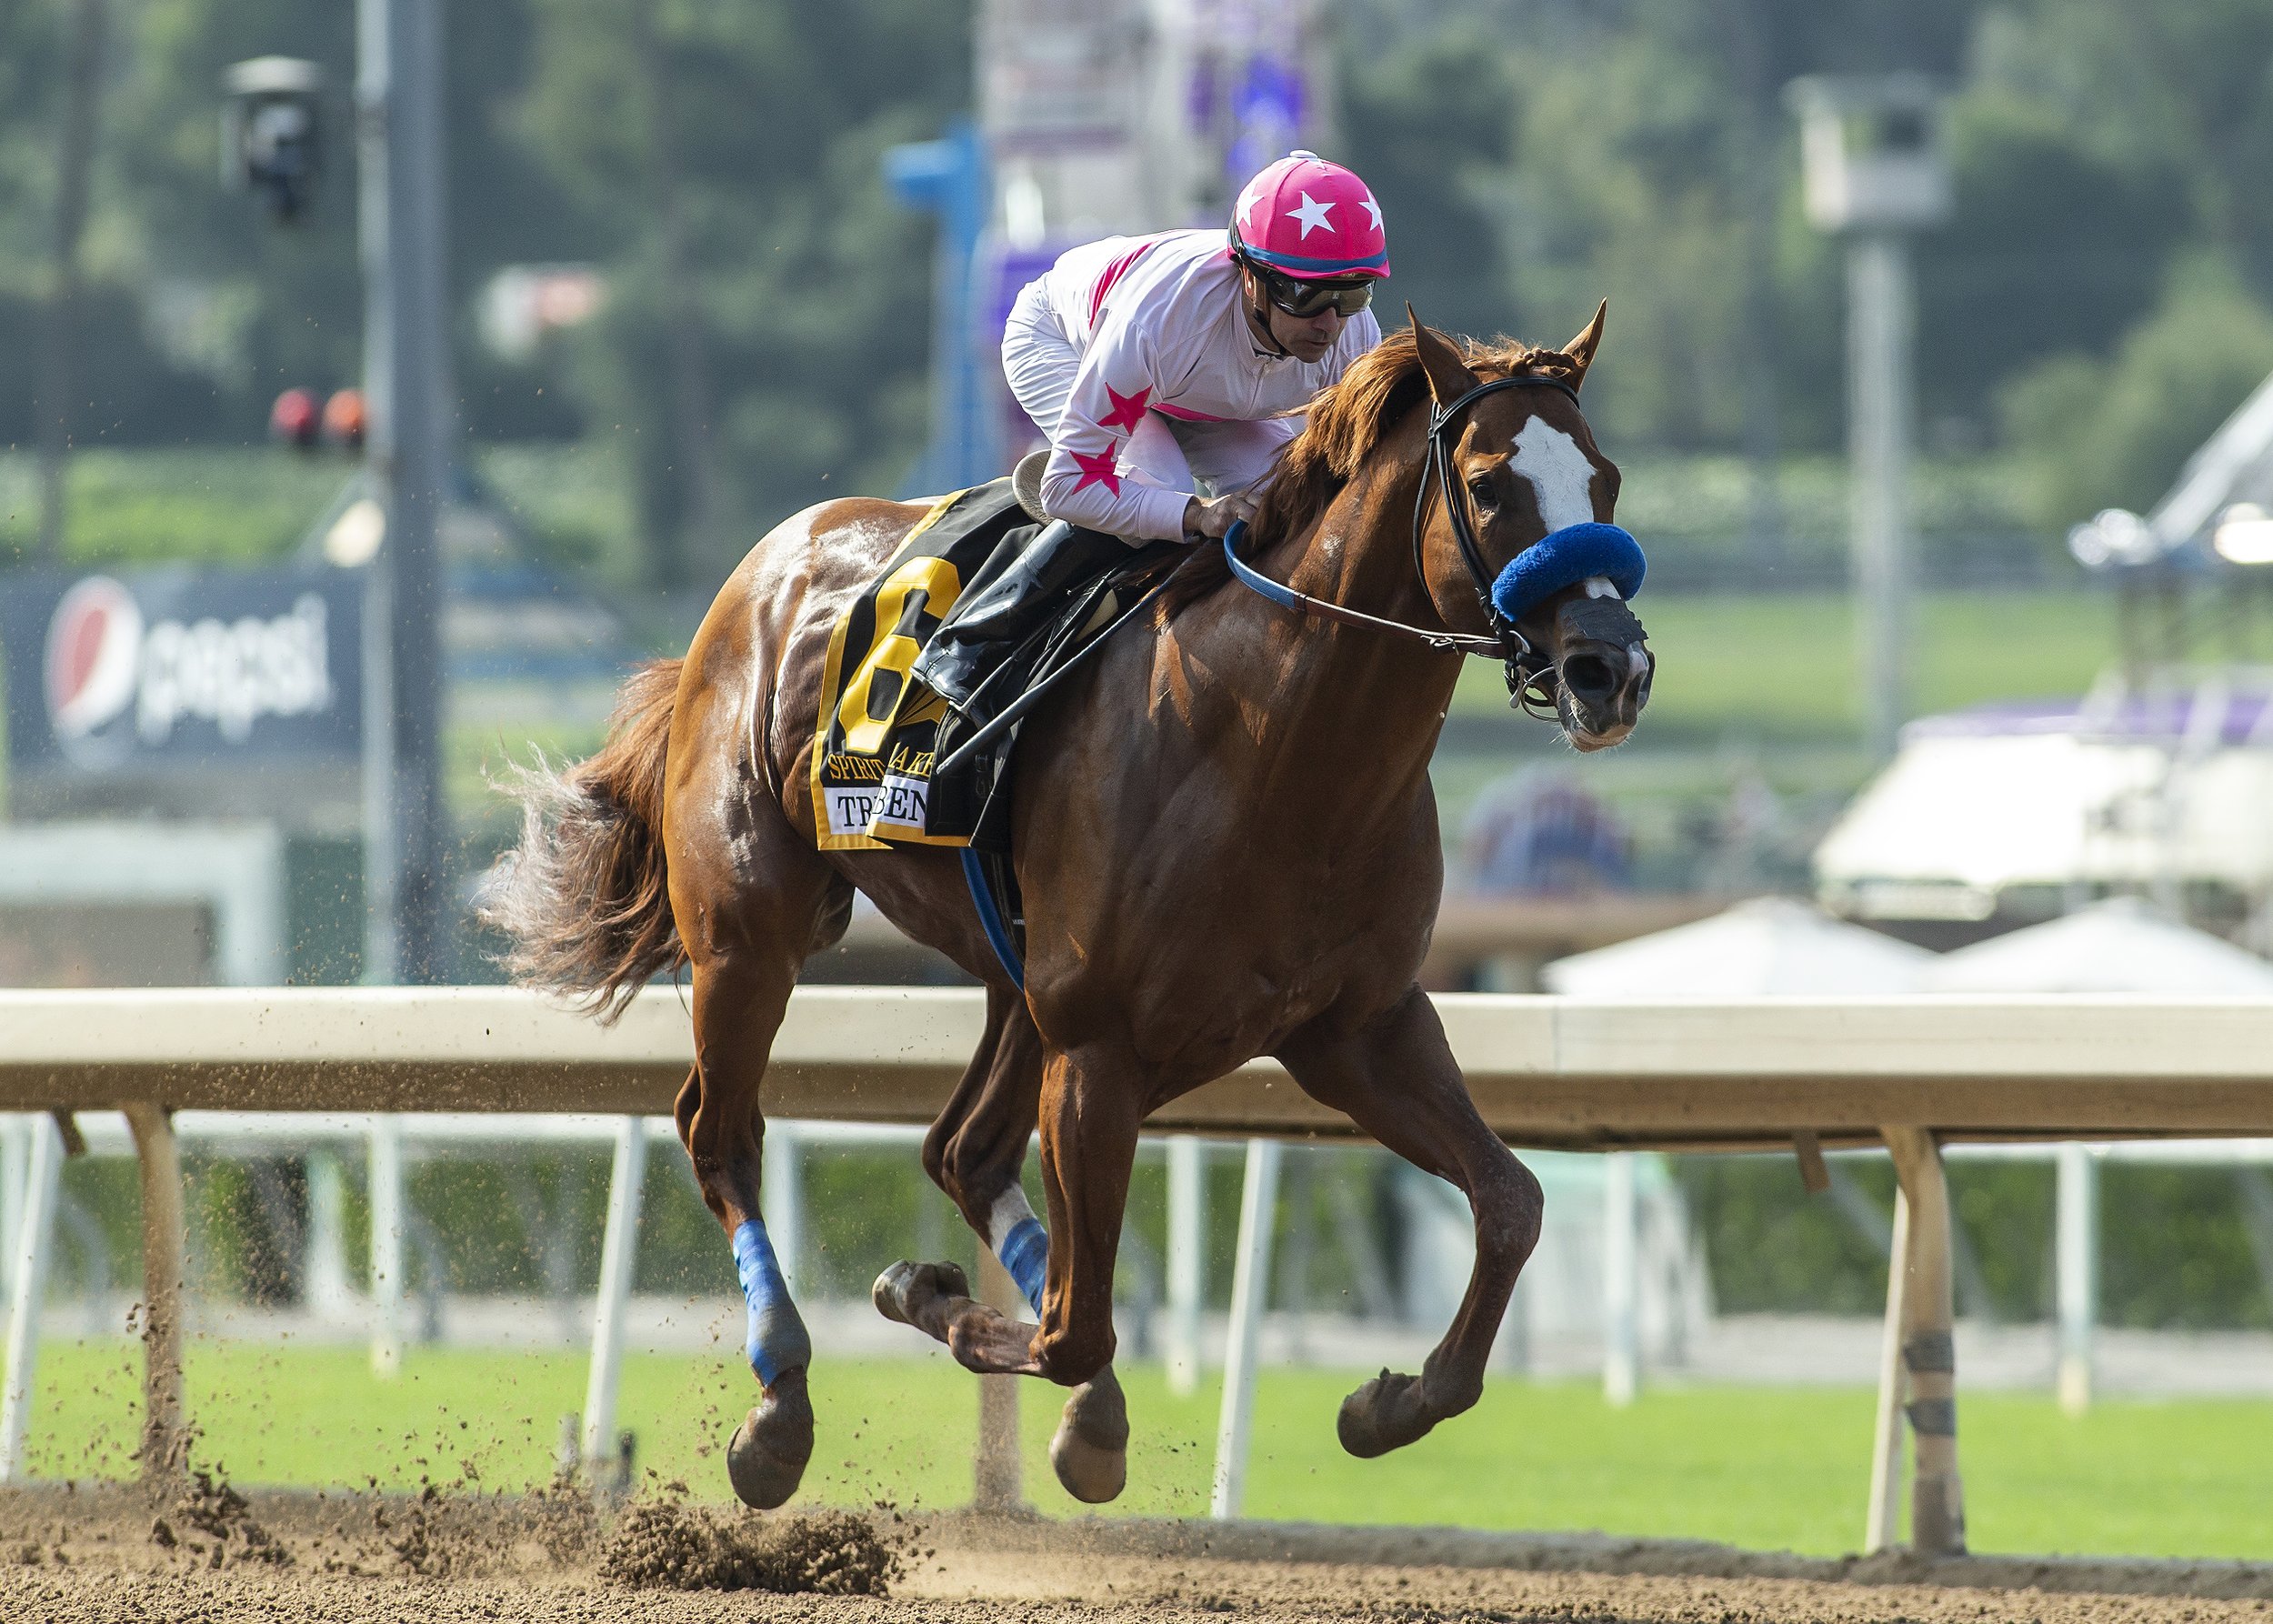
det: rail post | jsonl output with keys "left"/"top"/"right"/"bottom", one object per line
{"left": 1863, "top": 1170, "right": 1910, "bottom": 1553}
{"left": 1602, "top": 1151, "right": 1640, "bottom": 1406}
{"left": 2054, "top": 1141, "right": 2098, "bottom": 1414}
{"left": 1165, "top": 1134, "right": 1207, "bottom": 1396}
{"left": 303, "top": 1148, "right": 355, "bottom": 1318}
{"left": 123, "top": 1102, "right": 186, "bottom": 1480}
{"left": 761, "top": 1123, "right": 803, "bottom": 1290}
{"left": 1883, "top": 1126, "right": 1965, "bottom": 1555}
{"left": 581, "top": 1115, "right": 646, "bottom": 1479}
{"left": 1210, "top": 1137, "right": 1281, "bottom": 1519}
{"left": 972, "top": 1248, "right": 1025, "bottom": 1510}
{"left": 0, "top": 1116, "right": 63, "bottom": 1483}
{"left": 369, "top": 1116, "right": 406, "bottom": 1376}
{"left": 0, "top": 1118, "right": 27, "bottom": 1297}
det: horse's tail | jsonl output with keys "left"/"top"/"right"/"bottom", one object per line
{"left": 479, "top": 657, "right": 686, "bottom": 1024}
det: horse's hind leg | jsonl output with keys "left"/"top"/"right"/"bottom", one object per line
{"left": 670, "top": 818, "right": 846, "bottom": 1508}
{"left": 873, "top": 985, "right": 1130, "bottom": 1502}
{"left": 1278, "top": 986, "right": 1544, "bottom": 1458}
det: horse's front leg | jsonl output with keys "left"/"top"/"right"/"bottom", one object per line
{"left": 872, "top": 989, "right": 1130, "bottom": 1501}
{"left": 1278, "top": 985, "right": 1544, "bottom": 1457}
{"left": 1028, "top": 1042, "right": 1146, "bottom": 1395}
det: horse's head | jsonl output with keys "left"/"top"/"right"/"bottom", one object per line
{"left": 1407, "top": 305, "right": 1652, "bottom": 752}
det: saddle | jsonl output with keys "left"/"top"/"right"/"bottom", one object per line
{"left": 810, "top": 476, "right": 1175, "bottom": 860}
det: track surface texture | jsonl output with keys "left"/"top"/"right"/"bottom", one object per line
{"left": 4, "top": 1484, "right": 2271, "bottom": 1623}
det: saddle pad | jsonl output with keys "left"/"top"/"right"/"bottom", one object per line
{"left": 809, "top": 480, "right": 1029, "bottom": 850}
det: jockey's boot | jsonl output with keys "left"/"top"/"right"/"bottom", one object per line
{"left": 913, "top": 520, "right": 1130, "bottom": 708}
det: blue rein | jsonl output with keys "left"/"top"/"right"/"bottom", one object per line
{"left": 1224, "top": 516, "right": 1645, "bottom": 647}
{"left": 1222, "top": 519, "right": 1307, "bottom": 614}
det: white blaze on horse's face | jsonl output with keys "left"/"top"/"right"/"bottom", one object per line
{"left": 1509, "top": 416, "right": 1597, "bottom": 534}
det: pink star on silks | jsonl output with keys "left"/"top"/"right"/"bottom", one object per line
{"left": 1100, "top": 383, "right": 1150, "bottom": 432}
{"left": 1069, "top": 445, "right": 1122, "bottom": 496}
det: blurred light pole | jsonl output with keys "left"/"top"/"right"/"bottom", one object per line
{"left": 1788, "top": 75, "right": 1950, "bottom": 760}
{"left": 225, "top": 23, "right": 446, "bottom": 981}
{"left": 355, "top": 0, "right": 450, "bottom": 983}
{"left": 884, "top": 120, "right": 996, "bottom": 493}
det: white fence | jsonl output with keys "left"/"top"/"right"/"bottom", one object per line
{"left": 7, "top": 985, "right": 2273, "bottom": 1554}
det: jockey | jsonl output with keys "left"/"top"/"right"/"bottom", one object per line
{"left": 913, "top": 150, "right": 1390, "bottom": 709}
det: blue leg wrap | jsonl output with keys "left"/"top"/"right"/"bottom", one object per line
{"left": 998, "top": 1216, "right": 1049, "bottom": 1316}
{"left": 732, "top": 1218, "right": 811, "bottom": 1386}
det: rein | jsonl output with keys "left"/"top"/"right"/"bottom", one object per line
{"left": 1223, "top": 368, "right": 1595, "bottom": 715}
{"left": 1221, "top": 522, "right": 1504, "bottom": 656}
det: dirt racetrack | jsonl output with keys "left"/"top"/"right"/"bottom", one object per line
{"left": 5, "top": 1482, "right": 2272, "bottom": 1624}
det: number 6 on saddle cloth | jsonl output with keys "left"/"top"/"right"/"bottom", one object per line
{"left": 806, "top": 479, "right": 1179, "bottom": 991}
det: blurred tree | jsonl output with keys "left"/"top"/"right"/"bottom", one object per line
{"left": 101, "top": 0, "right": 363, "bottom": 433}
{"left": 0, "top": 0, "right": 211, "bottom": 479}
{"left": 1339, "top": 25, "right": 1517, "bottom": 345}
{"left": 1916, "top": 89, "right": 2188, "bottom": 443}
{"left": 1329, "top": 0, "right": 2213, "bottom": 470}
{"left": 0, "top": 4, "right": 67, "bottom": 289}
{"left": 514, "top": 0, "right": 969, "bottom": 587}
{"left": 106, "top": 0, "right": 591, "bottom": 441}
{"left": 1999, "top": 257, "right": 2273, "bottom": 528}
{"left": 12, "top": 0, "right": 2273, "bottom": 575}
{"left": 35, "top": 0, "right": 107, "bottom": 562}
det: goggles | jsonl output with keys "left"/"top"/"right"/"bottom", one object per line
{"left": 1248, "top": 260, "right": 1376, "bottom": 319}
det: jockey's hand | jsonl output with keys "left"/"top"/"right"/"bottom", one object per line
{"left": 1182, "top": 492, "right": 1258, "bottom": 543}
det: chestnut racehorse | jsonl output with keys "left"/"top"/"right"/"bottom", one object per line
{"left": 482, "top": 310, "right": 1652, "bottom": 1509}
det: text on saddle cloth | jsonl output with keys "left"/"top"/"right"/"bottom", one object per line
{"left": 809, "top": 481, "right": 1030, "bottom": 851}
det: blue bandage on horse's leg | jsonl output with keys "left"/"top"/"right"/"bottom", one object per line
{"left": 732, "top": 1218, "right": 812, "bottom": 1386}
{"left": 987, "top": 1187, "right": 1049, "bottom": 1316}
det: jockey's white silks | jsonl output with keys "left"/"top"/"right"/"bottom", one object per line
{"left": 1003, "top": 230, "right": 1381, "bottom": 542}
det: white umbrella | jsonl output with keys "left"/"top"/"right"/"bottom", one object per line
{"left": 1919, "top": 896, "right": 2273, "bottom": 994}
{"left": 1542, "top": 896, "right": 1932, "bottom": 997}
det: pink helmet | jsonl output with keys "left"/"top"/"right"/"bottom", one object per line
{"left": 1229, "top": 151, "right": 1390, "bottom": 280}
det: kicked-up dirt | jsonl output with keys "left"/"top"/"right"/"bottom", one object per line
{"left": 2, "top": 1479, "right": 2270, "bottom": 1623}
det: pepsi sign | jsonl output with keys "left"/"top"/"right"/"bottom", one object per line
{"left": 4, "top": 565, "right": 362, "bottom": 779}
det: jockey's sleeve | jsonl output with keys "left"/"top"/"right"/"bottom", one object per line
{"left": 1036, "top": 320, "right": 1195, "bottom": 543}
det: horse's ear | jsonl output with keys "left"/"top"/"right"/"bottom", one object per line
{"left": 1406, "top": 304, "right": 1476, "bottom": 408}
{"left": 1562, "top": 299, "right": 1607, "bottom": 392}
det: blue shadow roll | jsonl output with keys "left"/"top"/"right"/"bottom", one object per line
{"left": 1488, "top": 523, "right": 1646, "bottom": 625}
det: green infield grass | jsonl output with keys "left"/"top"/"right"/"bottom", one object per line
{"left": 17, "top": 1338, "right": 2273, "bottom": 1560}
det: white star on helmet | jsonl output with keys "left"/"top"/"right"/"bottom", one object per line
{"left": 1361, "top": 194, "right": 1384, "bottom": 233}
{"left": 1287, "top": 191, "right": 1335, "bottom": 238}
{"left": 1237, "top": 183, "right": 1267, "bottom": 232}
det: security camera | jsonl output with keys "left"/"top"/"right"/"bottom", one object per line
{"left": 221, "top": 57, "right": 325, "bottom": 223}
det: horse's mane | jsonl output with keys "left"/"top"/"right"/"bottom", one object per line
{"left": 1161, "top": 326, "right": 1585, "bottom": 613}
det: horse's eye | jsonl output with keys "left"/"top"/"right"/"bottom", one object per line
{"left": 1467, "top": 474, "right": 1498, "bottom": 509}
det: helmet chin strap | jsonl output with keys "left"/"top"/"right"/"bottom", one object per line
{"left": 1237, "top": 260, "right": 1292, "bottom": 358}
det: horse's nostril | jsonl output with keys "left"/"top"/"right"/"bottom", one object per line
{"left": 1562, "top": 653, "right": 1617, "bottom": 703}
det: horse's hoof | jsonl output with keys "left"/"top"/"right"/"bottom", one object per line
{"left": 1336, "top": 1368, "right": 1437, "bottom": 1459}
{"left": 1049, "top": 1368, "right": 1129, "bottom": 1504}
{"left": 871, "top": 1258, "right": 970, "bottom": 1327}
{"left": 726, "top": 1367, "right": 814, "bottom": 1509}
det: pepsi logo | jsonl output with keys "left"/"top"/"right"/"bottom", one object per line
{"left": 44, "top": 576, "right": 144, "bottom": 742}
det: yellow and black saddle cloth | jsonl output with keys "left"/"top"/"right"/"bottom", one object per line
{"left": 810, "top": 478, "right": 1177, "bottom": 856}
{"left": 810, "top": 481, "right": 1033, "bottom": 850}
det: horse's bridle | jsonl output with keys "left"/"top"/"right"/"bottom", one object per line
{"left": 1224, "top": 368, "right": 1584, "bottom": 717}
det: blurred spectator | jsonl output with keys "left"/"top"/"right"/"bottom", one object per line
{"left": 1461, "top": 767, "right": 1631, "bottom": 895}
